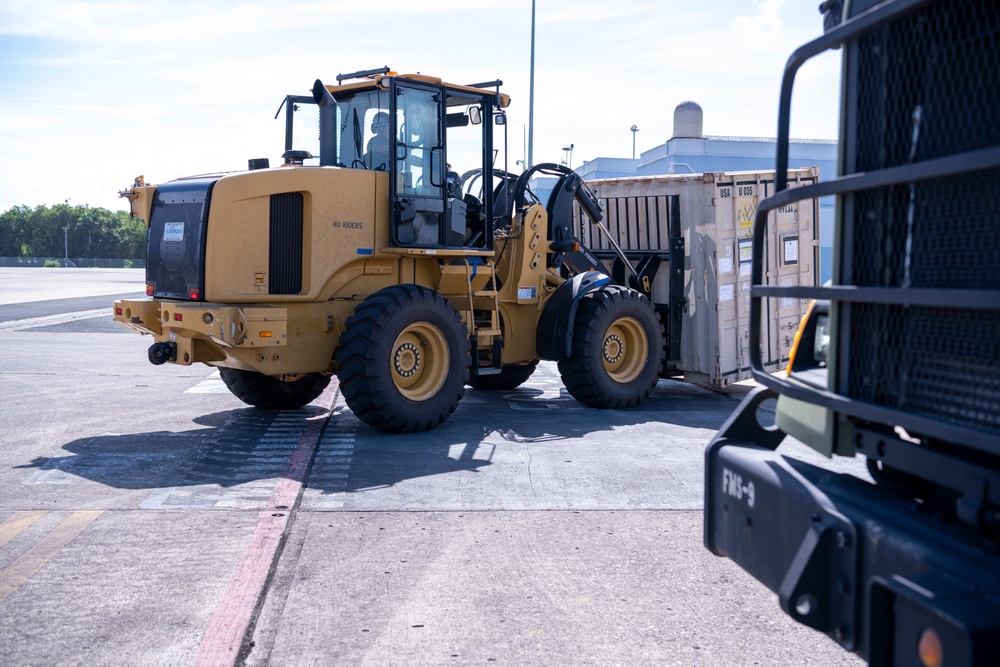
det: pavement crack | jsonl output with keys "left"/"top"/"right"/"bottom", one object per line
{"left": 523, "top": 441, "right": 535, "bottom": 492}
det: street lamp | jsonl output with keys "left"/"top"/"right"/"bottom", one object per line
{"left": 562, "top": 143, "right": 574, "bottom": 169}
{"left": 528, "top": 0, "right": 536, "bottom": 168}
{"left": 630, "top": 125, "right": 639, "bottom": 159}
{"left": 63, "top": 226, "right": 69, "bottom": 262}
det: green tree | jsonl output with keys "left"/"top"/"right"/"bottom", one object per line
{"left": 0, "top": 203, "right": 146, "bottom": 259}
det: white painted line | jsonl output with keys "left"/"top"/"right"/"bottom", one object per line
{"left": 0, "top": 308, "right": 109, "bottom": 332}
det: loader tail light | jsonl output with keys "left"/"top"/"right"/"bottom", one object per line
{"left": 174, "top": 313, "right": 183, "bottom": 322}
{"left": 115, "top": 307, "right": 123, "bottom": 316}
{"left": 189, "top": 288, "right": 201, "bottom": 300}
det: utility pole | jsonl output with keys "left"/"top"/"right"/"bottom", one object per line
{"left": 528, "top": 0, "right": 536, "bottom": 168}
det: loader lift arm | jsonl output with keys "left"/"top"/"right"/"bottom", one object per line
{"left": 510, "top": 163, "right": 683, "bottom": 364}
{"left": 511, "top": 163, "right": 635, "bottom": 279}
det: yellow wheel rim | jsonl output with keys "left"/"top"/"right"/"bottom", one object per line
{"left": 391, "top": 322, "right": 449, "bottom": 400}
{"left": 602, "top": 316, "right": 648, "bottom": 383}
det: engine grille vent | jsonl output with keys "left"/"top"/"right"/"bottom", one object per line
{"left": 269, "top": 192, "right": 303, "bottom": 295}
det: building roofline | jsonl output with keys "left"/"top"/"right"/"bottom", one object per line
{"left": 673, "top": 135, "right": 838, "bottom": 145}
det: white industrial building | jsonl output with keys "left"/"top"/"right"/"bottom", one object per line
{"left": 563, "top": 102, "right": 838, "bottom": 282}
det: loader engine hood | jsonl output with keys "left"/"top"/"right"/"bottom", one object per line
{"left": 146, "top": 177, "right": 216, "bottom": 300}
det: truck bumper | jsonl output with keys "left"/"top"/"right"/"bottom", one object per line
{"left": 704, "top": 387, "right": 1000, "bottom": 665}
{"left": 112, "top": 298, "right": 336, "bottom": 374}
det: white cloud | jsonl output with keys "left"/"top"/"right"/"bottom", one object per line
{"left": 0, "top": 0, "right": 838, "bottom": 211}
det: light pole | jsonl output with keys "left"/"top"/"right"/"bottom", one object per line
{"left": 63, "top": 226, "right": 69, "bottom": 262}
{"left": 562, "top": 144, "right": 574, "bottom": 169}
{"left": 528, "top": 0, "right": 536, "bottom": 168}
{"left": 522, "top": 125, "right": 527, "bottom": 170}
{"left": 630, "top": 124, "right": 639, "bottom": 159}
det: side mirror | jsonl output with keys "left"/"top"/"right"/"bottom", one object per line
{"left": 469, "top": 106, "right": 482, "bottom": 125}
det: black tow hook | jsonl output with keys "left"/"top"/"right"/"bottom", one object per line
{"left": 148, "top": 342, "right": 177, "bottom": 365}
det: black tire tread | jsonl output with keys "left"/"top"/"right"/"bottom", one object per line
{"left": 557, "top": 286, "right": 663, "bottom": 409}
{"left": 467, "top": 360, "right": 539, "bottom": 391}
{"left": 335, "top": 284, "right": 469, "bottom": 432}
{"left": 219, "top": 367, "right": 331, "bottom": 410}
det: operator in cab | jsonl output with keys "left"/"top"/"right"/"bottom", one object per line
{"left": 365, "top": 111, "right": 391, "bottom": 171}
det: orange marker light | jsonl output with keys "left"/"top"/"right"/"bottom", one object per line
{"left": 259, "top": 331, "right": 272, "bottom": 338}
{"left": 917, "top": 628, "right": 943, "bottom": 667}
{"left": 787, "top": 300, "right": 817, "bottom": 375}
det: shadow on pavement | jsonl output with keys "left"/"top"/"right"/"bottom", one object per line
{"left": 13, "top": 378, "right": 741, "bottom": 498}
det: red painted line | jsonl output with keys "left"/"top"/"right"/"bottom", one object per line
{"left": 191, "top": 511, "right": 288, "bottom": 667}
{"left": 268, "top": 410, "right": 327, "bottom": 510}
{"left": 192, "top": 380, "right": 338, "bottom": 667}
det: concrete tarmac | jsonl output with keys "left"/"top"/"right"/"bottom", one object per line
{"left": 0, "top": 268, "right": 866, "bottom": 666}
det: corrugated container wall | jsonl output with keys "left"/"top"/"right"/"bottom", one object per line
{"left": 582, "top": 168, "right": 820, "bottom": 387}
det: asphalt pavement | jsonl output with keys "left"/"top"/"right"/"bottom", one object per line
{"left": 0, "top": 267, "right": 145, "bottom": 305}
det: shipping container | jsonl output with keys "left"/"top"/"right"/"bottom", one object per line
{"left": 580, "top": 168, "right": 820, "bottom": 388}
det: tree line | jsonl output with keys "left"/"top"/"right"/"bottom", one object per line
{"left": 0, "top": 204, "right": 146, "bottom": 259}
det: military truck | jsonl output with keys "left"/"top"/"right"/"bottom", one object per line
{"left": 704, "top": 1, "right": 1000, "bottom": 665}
{"left": 114, "top": 69, "right": 666, "bottom": 432}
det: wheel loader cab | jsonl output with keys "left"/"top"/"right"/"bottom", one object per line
{"left": 388, "top": 78, "right": 497, "bottom": 250}
{"left": 304, "top": 73, "right": 501, "bottom": 251}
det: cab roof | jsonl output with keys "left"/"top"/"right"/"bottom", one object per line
{"left": 319, "top": 70, "right": 510, "bottom": 109}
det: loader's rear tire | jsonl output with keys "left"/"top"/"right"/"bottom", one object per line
{"left": 467, "top": 360, "right": 539, "bottom": 391}
{"left": 219, "top": 368, "right": 331, "bottom": 410}
{"left": 557, "top": 286, "right": 663, "bottom": 409}
{"left": 336, "top": 285, "right": 470, "bottom": 432}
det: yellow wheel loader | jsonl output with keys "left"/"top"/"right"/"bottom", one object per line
{"left": 114, "top": 68, "right": 665, "bottom": 432}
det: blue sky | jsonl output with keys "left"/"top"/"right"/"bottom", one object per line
{"left": 0, "top": 1, "right": 841, "bottom": 212}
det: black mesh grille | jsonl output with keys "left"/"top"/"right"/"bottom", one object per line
{"left": 844, "top": 0, "right": 1000, "bottom": 441}
{"left": 269, "top": 192, "right": 303, "bottom": 295}
{"left": 848, "top": 304, "right": 1000, "bottom": 434}
{"left": 854, "top": 0, "right": 1000, "bottom": 172}
{"left": 851, "top": 169, "right": 1000, "bottom": 289}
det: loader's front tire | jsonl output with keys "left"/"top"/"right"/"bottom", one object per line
{"left": 336, "top": 285, "right": 470, "bottom": 432}
{"left": 558, "top": 286, "right": 663, "bottom": 409}
{"left": 219, "top": 368, "right": 331, "bottom": 410}
{"left": 467, "top": 360, "right": 539, "bottom": 391}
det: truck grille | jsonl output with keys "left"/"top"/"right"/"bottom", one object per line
{"left": 845, "top": 0, "right": 1000, "bottom": 440}
{"left": 847, "top": 304, "right": 1000, "bottom": 435}
{"left": 269, "top": 192, "right": 304, "bottom": 295}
